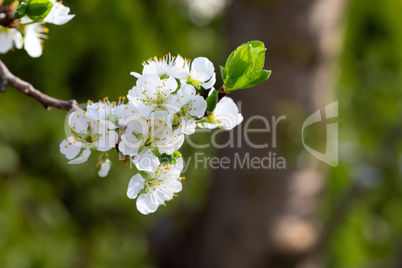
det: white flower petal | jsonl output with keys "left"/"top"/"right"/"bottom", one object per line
{"left": 201, "top": 72, "right": 216, "bottom": 89}
{"left": 237, "top": 114, "right": 244, "bottom": 125}
{"left": 175, "top": 119, "right": 196, "bottom": 135}
{"left": 166, "top": 113, "right": 175, "bottom": 129}
{"left": 128, "top": 98, "right": 152, "bottom": 118}
{"left": 60, "top": 136, "right": 81, "bottom": 159}
{"left": 132, "top": 150, "right": 160, "bottom": 173}
{"left": 24, "top": 23, "right": 45, "bottom": 58}
{"left": 177, "top": 84, "right": 196, "bottom": 105}
{"left": 136, "top": 74, "right": 161, "bottom": 90}
{"left": 190, "top": 57, "right": 214, "bottom": 82}
{"left": 211, "top": 97, "right": 242, "bottom": 130}
{"left": 168, "top": 66, "right": 189, "bottom": 79}
{"left": 188, "top": 95, "right": 207, "bottom": 118}
{"left": 157, "top": 134, "right": 184, "bottom": 154}
{"left": 98, "top": 159, "right": 111, "bottom": 177}
{"left": 44, "top": 1, "right": 75, "bottom": 25}
{"left": 96, "top": 130, "right": 118, "bottom": 151}
{"left": 130, "top": 72, "right": 141, "bottom": 78}
{"left": 136, "top": 193, "right": 159, "bottom": 215}
{"left": 161, "top": 76, "right": 178, "bottom": 95}
{"left": 69, "top": 110, "right": 92, "bottom": 133}
{"left": 68, "top": 148, "right": 91, "bottom": 164}
{"left": 143, "top": 64, "right": 160, "bottom": 76}
{"left": 152, "top": 109, "right": 169, "bottom": 118}
{"left": 114, "top": 103, "right": 136, "bottom": 119}
{"left": 165, "top": 95, "right": 182, "bottom": 114}
{"left": 118, "top": 136, "right": 140, "bottom": 157}
{"left": 86, "top": 102, "right": 110, "bottom": 121}
{"left": 127, "top": 174, "right": 145, "bottom": 199}
{"left": 0, "top": 33, "right": 13, "bottom": 53}
{"left": 197, "top": 121, "right": 218, "bottom": 129}
{"left": 0, "top": 28, "right": 23, "bottom": 53}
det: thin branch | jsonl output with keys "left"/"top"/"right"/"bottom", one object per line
{"left": 217, "top": 85, "right": 229, "bottom": 101}
{"left": 0, "top": 60, "right": 80, "bottom": 111}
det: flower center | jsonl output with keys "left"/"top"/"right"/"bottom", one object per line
{"left": 76, "top": 126, "right": 101, "bottom": 147}
{"left": 187, "top": 76, "right": 202, "bottom": 89}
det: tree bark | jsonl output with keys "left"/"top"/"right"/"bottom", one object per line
{"left": 153, "top": 0, "right": 346, "bottom": 267}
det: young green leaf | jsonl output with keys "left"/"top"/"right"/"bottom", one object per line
{"left": 220, "top": 65, "right": 226, "bottom": 83}
{"left": 159, "top": 151, "right": 182, "bottom": 165}
{"left": 15, "top": 2, "right": 27, "bottom": 19}
{"left": 231, "top": 70, "right": 271, "bottom": 90}
{"left": 220, "top": 40, "right": 271, "bottom": 92}
{"left": 206, "top": 89, "right": 219, "bottom": 112}
{"left": 224, "top": 44, "right": 253, "bottom": 88}
{"left": 26, "top": 0, "right": 53, "bottom": 21}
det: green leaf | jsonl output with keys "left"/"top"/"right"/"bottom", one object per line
{"left": 139, "top": 171, "right": 152, "bottom": 180}
{"left": 219, "top": 65, "right": 226, "bottom": 83}
{"left": 222, "top": 40, "right": 271, "bottom": 92}
{"left": 151, "top": 148, "right": 161, "bottom": 156}
{"left": 159, "top": 151, "right": 182, "bottom": 165}
{"left": 224, "top": 44, "right": 253, "bottom": 88}
{"left": 172, "top": 151, "right": 182, "bottom": 159}
{"left": 15, "top": 2, "right": 27, "bottom": 19}
{"left": 248, "top": 41, "right": 266, "bottom": 72}
{"left": 206, "top": 89, "right": 219, "bottom": 112}
{"left": 26, "top": 0, "right": 53, "bottom": 21}
{"left": 231, "top": 70, "right": 271, "bottom": 90}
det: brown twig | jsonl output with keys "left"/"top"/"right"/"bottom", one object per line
{"left": 0, "top": 5, "right": 13, "bottom": 14}
{"left": 217, "top": 85, "right": 229, "bottom": 101}
{"left": 0, "top": 12, "right": 16, "bottom": 28}
{"left": 0, "top": 2, "right": 18, "bottom": 28}
{"left": 0, "top": 60, "right": 80, "bottom": 111}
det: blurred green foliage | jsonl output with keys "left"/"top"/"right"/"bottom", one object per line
{"left": 0, "top": 0, "right": 222, "bottom": 267}
{"left": 325, "top": 0, "right": 402, "bottom": 267}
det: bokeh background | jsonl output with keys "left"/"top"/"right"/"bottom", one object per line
{"left": 1, "top": 0, "right": 402, "bottom": 267}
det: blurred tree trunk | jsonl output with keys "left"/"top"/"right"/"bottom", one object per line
{"left": 153, "top": 0, "right": 346, "bottom": 267}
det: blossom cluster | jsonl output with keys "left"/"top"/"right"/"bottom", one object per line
{"left": 60, "top": 54, "right": 243, "bottom": 214}
{"left": 0, "top": 0, "right": 74, "bottom": 57}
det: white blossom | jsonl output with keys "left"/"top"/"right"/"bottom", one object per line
{"left": 23, "top": 23, "right": 48, "bottom": 58}
{"left": 167, "top": 84, "right": 207, "bottom": 135}
{"left": 45, "top": 0, "right": 75, "bottom": 25}
{"left": 0, "top": 27, "right": 23, "bottom": 54}
{"left": 127, "top": 159, "right": 184, "bottom": 215}
{"left": 86, "top": 98, "right": 134, "bottom": 129}
{"left": 132, "top": 150, "right": 161, "bottom": 174}
{"left": 182, "top": 57, "right": 216, "bottom": 90}
{"left": 130, "top": 54, "right": 188, "bottom": 79}
{"left": 131, "top": 55, "right": 216, "bottom": 90}
{"left": 127, "top": 75, "right": 181, "bottom": 118}
{"left": 197, "top": 96, "right": 243, "bottom": 130}
{"left": 56, "top": 51, "right": 251, "bottom": 216}
{"left": 60, "top": 110, "right": 119, "bottom": 164}
{"left": 98, "top": 159, "right": 112, "bottom": 177}
{"left": 119, "top": 115, "right": 184, "bottom": 172}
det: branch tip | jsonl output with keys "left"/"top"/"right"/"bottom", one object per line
{"left": 0, "top": 60, "right": 81, "bottom": 112}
